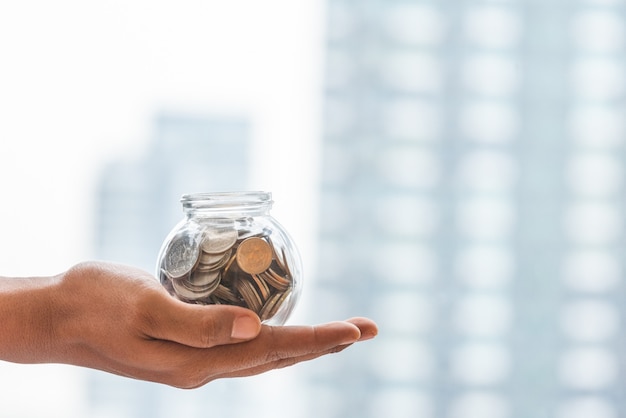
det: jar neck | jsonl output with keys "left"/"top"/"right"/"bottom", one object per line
{"left": 181, "top": 191, "right": 273, "bottom": 217}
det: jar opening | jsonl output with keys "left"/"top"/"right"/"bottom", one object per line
{"left": 181, "top": 191, "right": 273, "bottom": 215}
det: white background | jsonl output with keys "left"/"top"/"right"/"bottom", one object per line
{"left": 0, "top": 1, "right": 323, "bottom": 416}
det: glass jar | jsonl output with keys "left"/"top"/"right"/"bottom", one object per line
{"left": 156, "top": 191, "right": 302, "bottom": 325}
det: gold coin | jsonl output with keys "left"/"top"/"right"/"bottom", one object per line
{"left": 262, "top": 269, "right": 291, "bottom": 291}
{"left": 268, "top": 288, "right": 291, "bottom": 319}
{"left": 235, "top": 278, "right": 263, "bottom": 313}
{"left": 259, "top": 288, "right": 291, "bottom": 321}
{"left": 236, "top": 237, "right": 273, "bottom": 275}
{"left": 212, "top": 284, "right": 239, "bottom": 304}
{"left": 259, "top": 292, "right": 280, "bottom": 321}
{"left": 251, "top": 274, "right": 271, "bottom": 301}
{"left": 222, "top": 252, "right": 237, "bottom": 275}
{"left": 269, "top": 237, "right": 286, "bottom": 272}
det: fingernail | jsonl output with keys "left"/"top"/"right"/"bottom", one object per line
{"left": 231, "top": 315, "right": 260, "bottom": 339}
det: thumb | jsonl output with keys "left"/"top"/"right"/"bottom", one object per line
{"left": 147, "top": 297, "right": 262, "bottom": 348}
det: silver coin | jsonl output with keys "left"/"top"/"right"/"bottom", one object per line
{"left": 237, "top": 227, "right": 272, "bottom": 240}
{"left": 200, "top": 227, "right": 238, "bottom": 254}
{"left": 163, "top": 232, "right": 200, "bottom": 279}
{"left": 198, "top": 249, "right": 233, "bottom": 271}
{"left": 190, "top": 269, "right": 221, "bottom": 287}
{"left": 172, "top": 277, "right": 217, "bottom": 300}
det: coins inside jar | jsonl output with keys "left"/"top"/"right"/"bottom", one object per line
{"left": 160, "top": 223, "right": 294, "bottom": 322}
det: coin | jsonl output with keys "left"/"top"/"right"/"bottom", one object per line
{"left": 161, "top": 220, "right": 295, "bottom": 322}
{"left": 235, "top": 278, "right": 263, "bottom": 313}
{"left": 163, "top": 232, "right": 200, "bottom": 279}
{"left": 262, "top": 269, "right": 291, "bottom": 291}
{"left": 269, "top": 288, "right": 291, "bottom": 318}
{"left": 251, "top": 273, "right": 271, "bottom": 301}
{"left": 236, "top": 237, "right": 273, "bottom": 275}
{"left": 189, "top": 269, "right": 221, "bottom": 287}
{"left": 259, "top": 288, "right": 291, "bottom": 321}
{"left": 212, "top": 284, "right": 240, "bottom": 304}
{"left": 259, "top": 293, "right": 279, "bottom": 321}
{"left": 198, "top": 250, "right": 225, "bottom": 266}
{"left": 222, "top": 252, "right": 237, "bottom": 275}
{"left": 238, "top": 227, "right": 272, "bottom": 240}
{"left": 172, "top": 277, "right": 217, "bottom": 300}
{"left": 201, "top": 227, "right": 238, "bottom": 254}
{"left": 198, "top": 249, "right": 232, "bottom": 271}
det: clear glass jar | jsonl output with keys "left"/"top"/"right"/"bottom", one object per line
{"left": 156, "top": 191, "right": 302, "bottom": 325}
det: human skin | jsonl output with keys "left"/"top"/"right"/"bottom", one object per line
{"left": 0, "top": 261, "right": 378, "bottom": 389}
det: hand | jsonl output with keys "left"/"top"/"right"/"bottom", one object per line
{"left": 0, "top": 262, "right": 377, "bottom": 388}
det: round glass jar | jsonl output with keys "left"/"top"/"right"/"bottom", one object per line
{"left": 156, "top": 191, "right": 302, "bottom": 325}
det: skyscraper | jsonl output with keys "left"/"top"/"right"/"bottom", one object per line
{"left": 312, "top": 2, "right": 625, "bottom": 418}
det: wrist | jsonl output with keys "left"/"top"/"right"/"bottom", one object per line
{"left": 0, "top": 272, "right": 65, "bottom": 364}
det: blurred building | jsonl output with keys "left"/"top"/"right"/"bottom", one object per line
{"left": 311, "top": 2, "right": 625, "bottom": 418}
{"left": 91, "top": 113, "right": 254, "bottom": 418}
{"left": 95, "top": 113, "right": 250, "bottom": 271}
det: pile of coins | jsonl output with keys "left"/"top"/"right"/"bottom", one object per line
{"left": 160, "top": 224, "right": 293, "bottom": 321}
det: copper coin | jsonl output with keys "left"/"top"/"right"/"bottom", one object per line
{"left": 236, "top": 237, "right": 273, "bottom": 275}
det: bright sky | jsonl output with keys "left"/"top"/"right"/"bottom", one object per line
{"left": 0, "top": 1, "right": 322, "bottom": 415}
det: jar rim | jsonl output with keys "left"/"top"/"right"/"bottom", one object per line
{"left": 181, "top": 191, "right": 273, "bottom": 213}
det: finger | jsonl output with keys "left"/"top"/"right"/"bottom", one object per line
{"left": 345, "top": 317, "right": 379, "bottom": 341}
{"left": 144, "top": 296, "right": 261, "bottom": 348}
{"left": 128, "top": 320, "right": 363, "bottom": 388}
{"left": 210, "top": 343, "right": 355, "bottom": 381}
{"left": 216, "top": 317, "right": 378, "bottom": 380}
{"left": 103, "top": 338, "right": 354, "bottom": 389}
{"left": 197, "top": 320, "right": 362, "bottom": 376}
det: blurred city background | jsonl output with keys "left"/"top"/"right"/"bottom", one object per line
{"left": 0, "top": 0, "right": 625, "bottom": 418}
